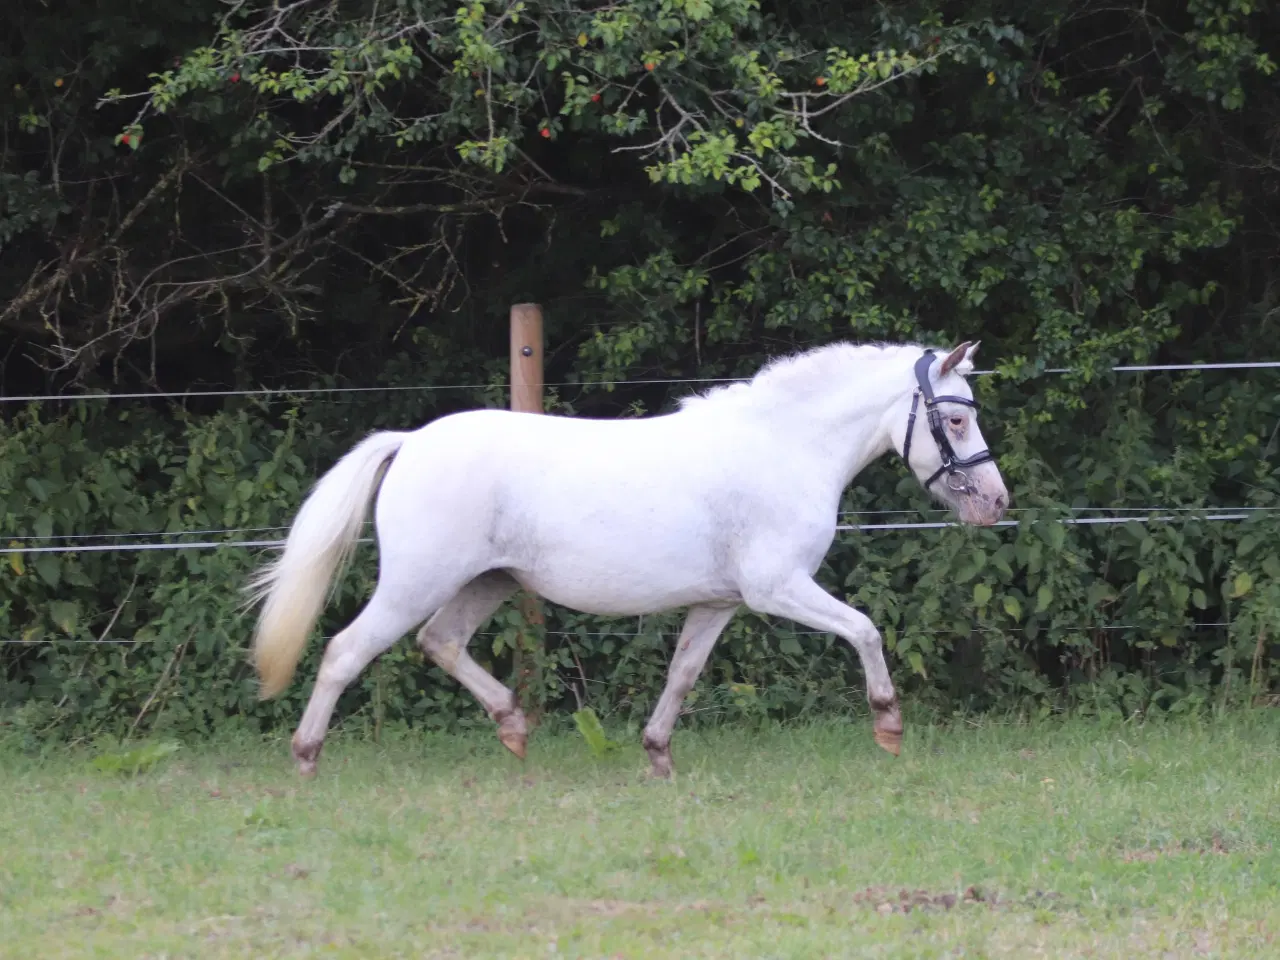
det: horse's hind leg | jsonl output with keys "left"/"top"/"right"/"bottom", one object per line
{"left": 642, "top": 604, "right": 738, "bottom": 779}
{"left": 292, "top": 583, "right": 455, "bottom": 777}
{"left": 415, "top": 571, "right": 528, "bottom": 758}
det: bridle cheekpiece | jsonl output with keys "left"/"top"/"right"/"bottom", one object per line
{"left": 901, "top": 349, "right": 993, "bottom": 493}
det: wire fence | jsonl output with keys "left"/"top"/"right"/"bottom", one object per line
{"left": 4, "top": 355, "right": 1275, "bottom": 550}
{"left": 6, "top": 504, "right": 1274, "bottom": 542}
{"left": 0, "top": 621, "right": 1236, "bottom": 646}
{"left": 837, "top": 512, "right": 1258, "bottom": 532}
{"left": 1, "top": 505, "right": 1257, "bottom": 645}
{"left": 4, "top": 504, "right": 1276, "bottom": 555}
{"left": 3, "top": 358, "right": 1280, "bottom": 405}
{"left": 1, "top": 507, "right": 1273, "bottom": 555}
{"left": 2, "top": 359, "right": 1274, "bottom": 646}
{"left": 0, "top": 376, "right": 740, "bottom": 404}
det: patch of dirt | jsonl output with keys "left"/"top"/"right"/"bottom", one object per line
{"left": 853, "top": 885, "right": 993, "bottom": 914}
{"left": 547, "top": 898, "right": 718, "bottom": 919}
{"left": 1119, "top": 834, "right": 1234, "bottom": 862}
{"left": 852, "top": 886, "right": 1065, "bottom": 915}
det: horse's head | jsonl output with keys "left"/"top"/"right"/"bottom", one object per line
{"left": 889, "top": 341, "right": 1008, "bottom": 526}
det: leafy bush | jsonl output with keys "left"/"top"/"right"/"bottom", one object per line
{"left": 3, "top": 0, "right": 1278, "bottom": 738}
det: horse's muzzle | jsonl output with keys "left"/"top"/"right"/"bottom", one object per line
{"left": 958, "top": 493, "right": 1008, "bottom": 527}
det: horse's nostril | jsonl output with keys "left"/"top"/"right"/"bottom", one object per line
{"left": 994, "top": 495, "right": 1007, "bottom": 512}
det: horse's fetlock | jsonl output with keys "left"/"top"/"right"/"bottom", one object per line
{"left": 641, "top": 731, "right": 668, "bottom": 753}
{"left": 869, "top": 693, "right": 899, "bottom": 715}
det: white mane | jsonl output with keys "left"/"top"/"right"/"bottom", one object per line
{"left": 677, "top": 341, "right": 931, "bottom": 412}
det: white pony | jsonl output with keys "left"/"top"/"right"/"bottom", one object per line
{"left": 248, "top": 340, "right": 1008, "bottom": 778}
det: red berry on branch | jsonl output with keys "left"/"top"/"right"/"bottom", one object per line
{"left": 591, "top": 93, "right": 601, "bottom": 102}
{"left": 541, "top": 128, "right": 551, "bottom": 138}
{"left": 230, "top": 72, "right": 240, "bottom": 83}
{"left": 121, "top": 134, "right": 131, "bottom": 145}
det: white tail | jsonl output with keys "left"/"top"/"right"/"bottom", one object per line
{"left": 246, "top": 431, "right": 408, "bottom": 698}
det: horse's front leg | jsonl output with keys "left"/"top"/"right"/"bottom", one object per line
{"left": 642, "top": 604, "right": 738, "bottom": 778}
{"left": 746, "top": 575, "right": 902, "bottom": 755}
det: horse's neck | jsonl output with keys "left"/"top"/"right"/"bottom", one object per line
{"left": 815, "top": 391, "right": 899, "bottom": 483}
{"left": 749, "top": 381, "right": 904, "bottom": 488}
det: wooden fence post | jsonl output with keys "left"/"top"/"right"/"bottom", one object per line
{"left": 510, "top": 303, "right": 545, "bottom": 719}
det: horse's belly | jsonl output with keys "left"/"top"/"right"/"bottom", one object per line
{"left": 507, "top": 539, "right": 736, "bottom": 616}
{"left": 514, "top": 569, "right": 735, "bottom": 616}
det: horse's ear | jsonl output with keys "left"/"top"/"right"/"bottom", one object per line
{"left": 939, "top": 341, "right": 979, "bottom": 377}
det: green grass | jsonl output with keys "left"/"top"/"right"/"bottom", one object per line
{"left": 2, "top": 711, "right": 1279, "bottom": 958}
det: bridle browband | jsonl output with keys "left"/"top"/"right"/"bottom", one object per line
{"left": 901, "top": 349, "right": 994, "bottom": 492}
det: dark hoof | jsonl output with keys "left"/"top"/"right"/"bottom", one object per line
{"left": 643, "top": 736, "right": 673, "bottom": 779}
{"left": 292, "top": 736, "right": 322, "bottom": 777}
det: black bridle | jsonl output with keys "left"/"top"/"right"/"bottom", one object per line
{"left": 901, "top": 349, "right": 993, "bottom": 492}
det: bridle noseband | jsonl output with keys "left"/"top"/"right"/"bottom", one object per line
{"left": 901, "top": 349, "right": 994, "bottom": 493}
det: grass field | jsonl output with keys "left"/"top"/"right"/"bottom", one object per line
{"left": 2, "top": 711, "right": 1279, "bottom": 958}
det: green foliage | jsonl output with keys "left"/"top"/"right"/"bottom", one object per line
{"left": 87, "top": 740, "right": 180, "bottom": 777}
{"left": 3, "top": 0, "right": 1280, "bottom": 737}
{"left": 572, "top": 706, "right": 621, "bottom": 758}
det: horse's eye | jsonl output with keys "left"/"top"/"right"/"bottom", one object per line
{"left": 948, "top": 416, "right": 965, "bottom": 429}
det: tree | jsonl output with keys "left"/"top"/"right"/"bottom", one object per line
{"left": 3, "top": 0, "right": 1279, "bottom": 738}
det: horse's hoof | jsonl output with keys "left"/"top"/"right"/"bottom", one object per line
{"left": 496, "top": 708, "right": 528, "bottom": 760}
{"left": 643, "top": 737, "right": 674, "bottom": 779}
{"left": 872, "top": 700, "right": 903, "bottom": 756}
{"left": 292, "top": 737, "right": 322, "bottom": 777}
{"left": 874, "top": 728, "right": 902, "bottom": 756}
{"left": 499, "top": 729, "right": 527, "bottom": 760}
